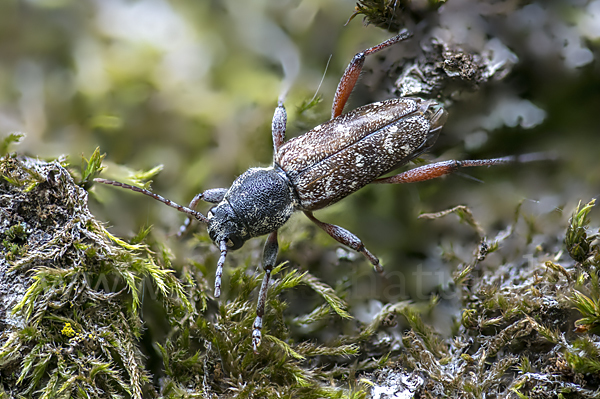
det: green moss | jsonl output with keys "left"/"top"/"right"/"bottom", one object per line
{"left": 572, "top": 283, "right": 600, "bottom": 334}
{"left": 347, "top": 0, "right": 446, "bottom": 32}
{"left": 78, "top": 147, "right": 105, "bottom": 190}
{"left": 2, "top": 153, "right": 403, "bottom": 397}
{"left": 0, "top": 155, "right": 187, "bottom": 398}
{"left": 3, "top": 157, "right": 600, "bottom": 397}
{"left": 1, "top": 223, "right": 28, "bottom": 261}
{"left": 0, "top": 133, "right": 24, "bottom": 157}
{"left": 566, "top": 200, "right": 599, "bottom": 266}
{"left": 378, "top": 200, "right": 600, "bottom": 397}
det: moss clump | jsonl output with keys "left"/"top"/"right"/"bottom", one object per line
{"left": 0, "top": 153, "right": 189, "bottom": 398}
{"left": 360, "top": 200, "right": 600, "bottom": 398}
{"left": 347, "top": 0, "right": 446, "bottom": 32}
{"left": 1, "top": 222, "right": 28, "bottom": 261}
{"left": 158, "top": 263, "right": 370, "bottom": 398}
{"left": 566, "top": 200, "right": 598, "bottom": 266}
{"left": 3, "top": 144, "right": 599, "bottom": 397}
{"left": 0, "top": 148, "right": 395, "bottom": 398}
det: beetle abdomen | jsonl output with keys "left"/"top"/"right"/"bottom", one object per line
{"left": 277, "top": 98, "right": 445, "bottom": 211}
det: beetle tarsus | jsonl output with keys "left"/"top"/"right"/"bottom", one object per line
{"left": 252, "top": 316, "right": 263, "bottom": 353}
{"left": 253, "top": 230, "right": 279, "bottom": 352}
{"left": 214, "top": 240, "right": 228, "bottom": 298}
{"left": 364, "top": 247, "right": 383, "bottom": 273}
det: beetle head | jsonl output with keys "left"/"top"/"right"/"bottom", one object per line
{"left": 206, "top": 201, "right": 250, "bottom": 250}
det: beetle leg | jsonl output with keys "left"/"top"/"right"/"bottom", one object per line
{"left": 214, "top": 239, "right": 229, "bottom": 298}
{"left": 272, "top": 101, "right": 287, "bottom": 154}
{"left": 372, "top": 154, "right": 551, "bottom": 184}
{"left": 253, "top": 230, "right": 279, "bottom": 353}
{"left": 304, "top": 211, "right": 382, "bottom": 273}
{"left": 331, "top": 30, "right": 412, "bottom": 119}
{"left": 177, "top": 188, "right": 228, "bottom": 236}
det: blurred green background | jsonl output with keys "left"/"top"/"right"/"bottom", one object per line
{"left": 1, "top": 0, "right": 599, "bottom": 330}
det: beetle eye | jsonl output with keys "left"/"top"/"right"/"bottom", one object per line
{"left": 225, "top": 235, "right": 244, "bottom": 250}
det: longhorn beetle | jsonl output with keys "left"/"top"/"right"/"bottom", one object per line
{"left": 96, "top": 30, "right": 545, "bottom": 352}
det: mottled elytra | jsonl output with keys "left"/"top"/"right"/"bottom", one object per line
{"left": 95, "top": 30, "right": 541, "bottom": 352}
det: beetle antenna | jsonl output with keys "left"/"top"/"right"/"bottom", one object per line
{"left": 94, "top": 178, "right": 209, "bottom": 224}
{"left": 310, "top": 54, "right": 332, "bottom": 104}
{"left": 214, "top": 240, "right": 228, "bottom": 298}
{"left": 454, "top": 172, "right": 485, "bottom": 184}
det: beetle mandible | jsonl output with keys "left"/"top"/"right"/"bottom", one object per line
{"left": 96, "top": 30, "right": 540, "bottom": 351}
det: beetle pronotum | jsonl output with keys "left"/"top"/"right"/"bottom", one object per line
{"left": 96, "top": 30, "right": 545, "bottom": 351}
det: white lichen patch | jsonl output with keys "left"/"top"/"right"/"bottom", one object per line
{"left": 369, "top": 369, "right": 424, "bottom": 399}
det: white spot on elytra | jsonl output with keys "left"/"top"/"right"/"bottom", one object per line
{"left": 355, "top": 154, "right": 364, "bottom": 168}
{"left": 324, "top": 176, "right": 335, "bottom": 196}
{"left": 335, "top": 124, "right": 347, "bottom": 133}
{"left": 389, "top": 125, "right": 399, "bottom": 133}
{"left": 384, "top": 137, "right": 396, "bottom": 155}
